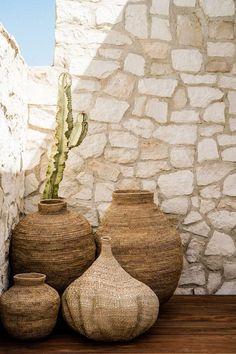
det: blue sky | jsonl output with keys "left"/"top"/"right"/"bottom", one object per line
{"left": 0, "top": 0, "right": 55, "bottom": 66}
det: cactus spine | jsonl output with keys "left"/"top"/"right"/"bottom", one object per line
{"left": 43, "top": 72, "right": 88, "bottom": 199}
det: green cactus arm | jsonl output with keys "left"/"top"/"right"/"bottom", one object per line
{"left": 43, "top": 73, "right": 72, "bottom": 199}
{"left": 68, "top": 112, "right": 88, "bottom": 149}
{"left": 43, "top": 73, "right": 89, "bottom": 200}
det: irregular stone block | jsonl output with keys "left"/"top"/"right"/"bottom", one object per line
{"left": 172, "top": 49, "right": 202, "bottom": 72}
{"left": 158, "top": 171, "right": 194, "bottom": 197}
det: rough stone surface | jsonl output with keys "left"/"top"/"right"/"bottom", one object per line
{"left": 140, "top": 140, "right": 168, "bottom": 160}
{"left": 183, "top": 211, "right": 202, "bottom": 225}
{"left": 141, "top": 42, "right": 169, "bottom": 59}
{"left": 95, "top": 182, "right": 114, "bottom": 203}
{"left": 172, "top": 88, "right": 187, "bottom": 109}
{"left": 151, "top": 63, "right": 172, "bottom": 76}
{"left": 188, "top": 87, "right": 223, "bottom": 108}
{"left": 158, "top": 171, "right": 194, "bottom": 198}
{"left": 124, "top": 53, "right": 145, "bottom": 76}
{"left": 203, "top": 102, "right": 225, "bottom": 123}
{"left": 174, "top": 0, "right": 196, "bottom": 6}
{"left": 207, "top": 272, "right": 222, "bottom": 294}
{"left": 228, "top": 91, "right": 236, "bottom": 114}
{"left": 180, "top": 74, "right": 217, "bottom": 85}
{"left": 198, "top": 138, "right": 219, "bottom": 162}
{"left": 224, "top": 262, "right": 236, "bottom": 280}
{"left": 186, "top": 238, "right": 205, "bottom": 263}
{"left": 223, "top": 174, "right": 236, "bottom": 196}
{"left": 200, "top": 199, "right": 215, "bottom": 214}
{"left": 222, "top": 147, "right": 236, "bottom": 162}
{"left": 206, "top": 60, "right": 230, "bottom": 73}
{"left": 216, "top": 281, "right": 236, "bottom": 295}
{"left": 109, "top": 131, "right": 138, "bottom": 149}
{"left": 91, "top": 97, "right": 129, "bottom": 123}
{"left": 125, "top": 4, "right": 148, "bottom": 39}
{"left": 145, "top": 98, "right": 168, "bottom": 123}
{"left": 153, "top": 125, "right": 197, "bottom": 145}
{"left": 200, "top": 185, "right": 221, "bottom": 199}
{"left": 136, "top": 161, "right": 169, "bottom": 178}
{"left": 217, "top": 134, "right": 236, "bottom": 146}
{"left": 199, "top": 125, "right": 224, "bottom": 137}
{"left": 205, "top": 231, "right": 235, "bottom": 256}
{"left": 104, "top": 72, "right": 135, "bottom": 99}
{"left": 171, "top": 110, "right": 199, "bottom": 123}
{"left": 208, "top": 210, "right": 236, "bottom": 231}
{"left": 200, "top": 0, "right": 235, "bottom": 17}
{"left": 179, "top": 265, "right": 206, "bottom": 286}
{"left": 207, "top": 42, "right": 235, "bottom": 57}
{"left": 123, "top": 118, "right": 154, "bottom": 138}
{"left": 177, "top": 15, "right": 203, "bottom": 46}
{"left": 183, "top": 221, "right": 210, "bottom": 238}
{"left": 170, "top": 147, "right": 195, "bottom": 168}
{"left": 104, "top": 147, "right": 138, "bottom": 164}
{"left": 0, "top": 25, "right": 27, "bottom": 293}
{"left": 151, "top": 0, "right": 170, "bottom": 15}
{"left": 79, "top": 133, "right": 107, "bottom": 159}
{"left": 161, "top": 197, "right": 189, "bottom": 215}
{"left": 138, "top": 78, "right": 177, "bottom": 97}
{"left": 151, "top": 18, "right": 172, "bottom": 41}
{"left": 24, "top": 174, "right": 39, "bottom": 197}
{"left": 171, "top": 49, "right": 202, "bottom": 72}
{"left": 197, "top": 163, "right": 234, "bottom": 186}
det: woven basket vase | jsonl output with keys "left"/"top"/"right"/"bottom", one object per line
{"left": 96, "top": 190, "right": 183, "bottom": 303}
{"left": 11, "top": 199, "right": 96, "bottom": 293}
{"left": 62, "top": 236, "right": 159, "bottom": 342}
{"left": 0, "top": 273, "right": 60, "bottom": 340}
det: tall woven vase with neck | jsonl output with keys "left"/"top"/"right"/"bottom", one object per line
{"left": 62, "top": 236, "right": 159, "bottom": 342}
{"left": 96, "top": 190, "right": 183, "bottom": 303}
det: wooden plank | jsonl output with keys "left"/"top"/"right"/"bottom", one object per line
{"left": 0, "top": 296, "right": 236, "bottom": 354}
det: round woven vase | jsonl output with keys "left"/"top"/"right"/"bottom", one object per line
{"left": 62, "top": 236, "right": 159, "bottom": 342}
{"left": 0, "top": 273, "right": 60, "bottom": 340}
{"left": 96, "top": 190, "right": 183, "bottom": 303}
{"left": 11, "top": 199, "right": 96, "bottom": 292}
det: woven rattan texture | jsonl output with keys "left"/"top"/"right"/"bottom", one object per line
{"left": 0, "top": 273, "right": 60, "bottom": 340}
{"left": 96, "top": 190, "right": 183, "bottom": 303}
{"left": 11, "top": 200, "right": 96, "bottom": 292}
{"left": 62, "top": 237, "right": 159, "bottom": 342}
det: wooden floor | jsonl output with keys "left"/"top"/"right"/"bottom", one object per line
{"left": 0, "top": 296, "right": 236, "bottom": 354}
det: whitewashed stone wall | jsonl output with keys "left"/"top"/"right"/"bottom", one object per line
{"left": 0, "top": 25, "right": 28, "bottom": 293}
{"left": 24, "top": 0, "right": 236, "bottom": 295}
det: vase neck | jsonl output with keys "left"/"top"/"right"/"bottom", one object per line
{"left": 14, "top": 273, "right": 46, "bottom": 286}
{"left": 100, "top": 237, "right": 113, "bottom": 258}
{"left": 38, "top": 199, "right": 67, "bottom": 214}
{"left": 112, "top": 190, "right": 154, "bottom": 205}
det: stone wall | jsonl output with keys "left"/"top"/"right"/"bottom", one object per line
{"left": 24, "top": 0, "right": 236, "bottom": 294}
{"left": 0, "top": 25, "right": 28, "bottom": 293}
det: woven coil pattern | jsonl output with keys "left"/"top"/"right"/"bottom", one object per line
{"left": 11, "top": 199, "right": 96, "bottom": 293}
{"left": 62, "top": 236, "right": 159, "bottom": 342}
{"left": 0, "top": 273, "right": 60, "bottom": 340}
{"left": 96, "top": 190, "right": 183, "bottom": 303}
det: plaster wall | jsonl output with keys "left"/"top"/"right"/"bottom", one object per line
{"left": 0, "top": 25, "right": 28, "bottom": 293}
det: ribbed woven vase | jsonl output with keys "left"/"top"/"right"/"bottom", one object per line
{"left": 62, "top": 236, "right": 159, "bottom": 342}
{"left": 11, "top": 199, "right": 96, "bottom": 292}
{"left": 96, "top": 190, "right": 183, "bottom": 303}
{"left": 0, "top": 273, "right": 60, "bottom": 340}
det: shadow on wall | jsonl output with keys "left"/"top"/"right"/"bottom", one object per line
{"left": 0, "top": 24, "right": 29, "bottom": 292}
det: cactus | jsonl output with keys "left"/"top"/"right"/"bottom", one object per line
{"left": 43, "top": 72, "right": 88, "bottom": 199}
